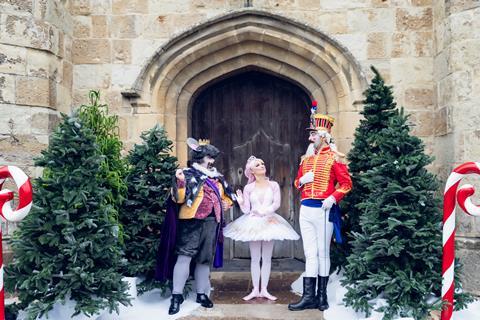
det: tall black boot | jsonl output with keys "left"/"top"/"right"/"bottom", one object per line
{"left": 288, "top": 277, "right": 318, "bottom": 311}
{"left": 317, "top": 276, "right": 329, "bottom": 311}
{"left": 168, "top": 294, "right": 184, "bottom": 315}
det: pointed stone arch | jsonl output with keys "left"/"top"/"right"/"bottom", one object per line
{"left": 122, "top": 9, "right": 367, "bottom": 164}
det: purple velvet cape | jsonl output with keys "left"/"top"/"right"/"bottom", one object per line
{"left": 155, "top": 184, "right": 225, "bottom": 282}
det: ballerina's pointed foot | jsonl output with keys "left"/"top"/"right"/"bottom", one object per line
{"left": 243, "top": 289, "right": 260, "bottom": 301}
{"left": 260, "top": 289, "right": 277, "bottom": 301}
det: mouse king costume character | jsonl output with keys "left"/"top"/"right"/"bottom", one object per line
{"left": 155, "top": 138, "right": 235, "bottom": 315}
{"left": 288, "top": 101, "right": 352, "bottom": 312}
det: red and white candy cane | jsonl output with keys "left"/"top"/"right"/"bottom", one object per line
{"left": 442, "top": 162, "right": 480, "bottom": 320}
{"left": 0, "top": 166, "right": 32, "bottom": 320}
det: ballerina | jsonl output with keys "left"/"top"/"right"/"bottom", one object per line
{"left": 224, "top": 156, "right": 300, "bottom": 301}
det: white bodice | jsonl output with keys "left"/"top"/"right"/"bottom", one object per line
{"left": 249, "top": 186, "right": 274, "bottom": 212}
{"left": 224, "top": 180, "right": 300, "bottom": 242}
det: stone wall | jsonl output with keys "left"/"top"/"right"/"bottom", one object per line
{"left": 433, "top": 0, "right": 480, "bottom": 295}
{"left": 0, "top": 1, "right": 438, "bottom": 164}
{"left": 0, "top": 0, "right": 73, "bottom": 176}
{"left": 66, "top": 0, "right": 436, "bottom": 156}
{"left": 1, "top": 0, "right": 480, "bottom": 293}
{"left": 0, "top": 0, "right": 74, "bottom": 259}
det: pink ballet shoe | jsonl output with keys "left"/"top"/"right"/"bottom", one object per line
{"left": 260, "top": 288, "right": 277, "bottom": 301}
{"left": 243, "top": 288, "right": 260, "bottom": 301}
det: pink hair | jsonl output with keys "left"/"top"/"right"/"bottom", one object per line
{"left": 245, "top": 156, "right": 258, "bottom": 184}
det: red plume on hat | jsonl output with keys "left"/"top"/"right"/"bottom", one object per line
{"left": 307, "top": 100, "right": 334, "bottom": 132}
{"left": 309, "top": 100, "right": 318, "bottom": 129}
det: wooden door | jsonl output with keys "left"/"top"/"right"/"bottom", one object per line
{"left": 191, "top": 70, "right": 310, "bottom": 260}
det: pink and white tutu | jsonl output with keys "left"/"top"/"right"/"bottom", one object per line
{"left": 224, "top": 211, "right": 299, "bottom": 242}
{"left": 223, "top": 181, "right": 299, "bottom": 242}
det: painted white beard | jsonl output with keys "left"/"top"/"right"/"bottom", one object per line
{"left": 305, "top": 143, "right": 316, "bottom": 157}
{"left": 304, "top": 141, "right": 328, "bottom": 158}
{"left": 314, "top": 141, "right": 325, "bottom": 152}
{"left": 192, "top": 162, "right": 222, "bottom": 178}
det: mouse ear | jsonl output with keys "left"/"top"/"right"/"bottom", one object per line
{"left": 186, "top": 138, "right": 200, "bottom": 151}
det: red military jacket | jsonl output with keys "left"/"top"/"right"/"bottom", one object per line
{"left": 294, "top": 146, "right": 352, "bottom": 202}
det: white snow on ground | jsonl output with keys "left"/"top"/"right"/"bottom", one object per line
{"left": 99, "top": 289, "right": 200, "bottom": 320}
{"left": 17, "top": 278, "right": 201, "bottom": 320}
{"left": 291, "top": 272, "right": 479, "bottom": 320}
{"left": 11, "top": 273, "right": 480, "bottom": 319}
{"left": 17, "top": 291, "right": 200, "bottom": 320}
{"left": 453, "top": 300, "right": 480, "bottom": 320}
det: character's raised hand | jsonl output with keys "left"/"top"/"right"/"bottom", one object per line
{"left": 175, "top": 169, "right": 185, "bottom": 181}
{"left": 236, "top": 189, "right": 244, "bottom": 205}
{"left": 222, "top": 200, "right": 232, "bottom": 211}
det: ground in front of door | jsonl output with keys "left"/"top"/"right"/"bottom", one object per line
{"left": 179, "top": 271, "right": 323, "bottom": 320}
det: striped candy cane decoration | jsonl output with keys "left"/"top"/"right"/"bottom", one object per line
{"left": 0, "top": 166, "right": 33, "bottom": 320}
{"left": 442, "top": 162, "right": 480, "bottom": 320}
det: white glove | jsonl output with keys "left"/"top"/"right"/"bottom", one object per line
{"left": 299, "top": 171, "right": 314, "bottom": 185}
{"left": 321, "top": 196, "right": 336, "bottom": 210}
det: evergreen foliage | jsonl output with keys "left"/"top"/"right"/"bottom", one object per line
{"left": 341, "top": 67, "right": 473, "bottom": 319}
{"left": 120, "top": 125, "right": 177, "bottom": 294}
{"left": 5, "top": 114, "right": 130, "bottom": 319}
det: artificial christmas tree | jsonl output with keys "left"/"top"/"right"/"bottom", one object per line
{"left": 341, "top": 70, "right": 472, "bottom": 319}
{"left": 120, "top": 125, "right": 177, "bottom": 294}
{"left": 5, "top": 114, "right": 130, "bottom": 319}
{"left": 77, "top": 90, "right": 128, "bottom": 221}
{"left": 331, "top": 66, "right": 397, "bottom": 272}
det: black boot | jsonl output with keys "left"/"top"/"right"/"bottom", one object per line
{"left": 288, "top": 277, "right": 318, "bottom": 311}
{"left": 317, "top": 276, "right": 329, "bottom": 311}
{"left": 168, "top": 294, "right": 184, "bottom": 315}
{"left": 196, "top": 293, "right": 214, "bottom": 308}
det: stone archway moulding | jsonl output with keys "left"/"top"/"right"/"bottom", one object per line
{"left": 121, "top": 9, "right": 367, "bottom": 164}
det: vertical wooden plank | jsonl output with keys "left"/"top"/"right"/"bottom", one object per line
{"left": 192, "top": 71, "right": 310, "bottom": 261}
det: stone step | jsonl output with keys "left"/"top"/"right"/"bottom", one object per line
{"left": 181, "top": 268, "right": 323, "bottom": 319}
{"left": 215, "top": 258, "right": 305, "bottom": 272}
{"left": 210, "top": 271, "right": 302, "bottom": 305}
{"left": 178, "top": 304, "right": 323, "bottom": 320}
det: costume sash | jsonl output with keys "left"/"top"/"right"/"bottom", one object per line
{"left": 204, "top": 178, "right": 224, "bottom": 268}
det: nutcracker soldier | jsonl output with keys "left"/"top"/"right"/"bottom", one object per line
{"left": 288, "top": 102, "right": 352, "bottom": 312}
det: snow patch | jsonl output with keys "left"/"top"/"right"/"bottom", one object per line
{"left": 291, "top": 272, "right": 479, "bottom": 320}
{"left": 99, "top": 289, "right": 200, "bottom": 320}
{"left": 17, "top": 278, "right": 201, "bottom": 320}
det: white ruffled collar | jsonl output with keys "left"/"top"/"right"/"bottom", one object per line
{"left": 192, "top": 162, "right": 222, "bottom": 178}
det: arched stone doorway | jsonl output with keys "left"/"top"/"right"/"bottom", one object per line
{"left": 121, "top": 9, "right": 367, "bottom": 166}
{"left": 191, "top": 69, "right": 310, "bottom": 260}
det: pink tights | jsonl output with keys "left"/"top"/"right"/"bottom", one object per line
{"left": 243, "top": 240, "right": 277, "bottom": 301}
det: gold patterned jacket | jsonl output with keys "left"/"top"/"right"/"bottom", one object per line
{"left": 294, "top": 146, "right": 352, "bottom": 202}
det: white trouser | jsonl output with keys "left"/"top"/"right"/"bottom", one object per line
{"left": 299, "top": 205, "right": 334, "bottom": 277}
